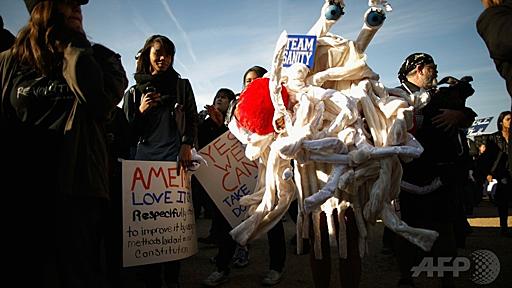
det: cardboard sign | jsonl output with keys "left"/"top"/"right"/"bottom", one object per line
{"left": 467, "top": 117, "right": 493, "bottom": 136}
{"left": 194, "top": 131, "right": 259, "bottom": 228}
{"left": 122, "top": 160, "right": 197, "bottom": 267}
{"left": 283, "top": 35, "right": 317, "bottom": 68}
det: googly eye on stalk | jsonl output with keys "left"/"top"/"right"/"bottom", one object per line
{"left": 365, "top": 8, "right": 386, "bottom": 27}
{"left": 325, "top": 1, "right": 345, "bottom": 21}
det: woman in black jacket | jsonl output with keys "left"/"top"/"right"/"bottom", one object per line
{"left": 123, "top": 35, "right": 198, "bottom": 167}
{"left": 122, "top": 34, "right": 198, "bottom": 288}
{"left": 0, "top": 1, "right": 128, "bottom": 287}
{"left": 485, "top": 111, "right": 511, "bottom": 236}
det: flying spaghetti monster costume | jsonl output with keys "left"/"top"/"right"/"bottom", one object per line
{"left": 228, "top": 0, "right": 439, "bottom": 260}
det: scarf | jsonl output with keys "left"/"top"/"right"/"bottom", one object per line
{"left": 134, "top": 68, "right": 178, "bottom": 97}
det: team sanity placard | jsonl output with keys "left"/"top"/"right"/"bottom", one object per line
{"left": 283, "top": 35, "right": 317, "bottom": 68}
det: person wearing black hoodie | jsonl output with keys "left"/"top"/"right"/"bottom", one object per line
{"left": 477, "top": 0, "right": 512, "bottom": 178}
{"left": 477, "top": 0, "right": 512, "bottom": 102}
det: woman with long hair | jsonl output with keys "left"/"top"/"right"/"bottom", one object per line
{"left": 123, "top": 34, "right": 198, "bottom": 288}
{"left": 485, "top": 111, "right": 511, "bottom": 236}
{"left": 0, "top": 1, "right": 128, "bottom": 287}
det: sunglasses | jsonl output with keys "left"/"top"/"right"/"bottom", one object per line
{"left": 425, "top": 64, "right": 437, "bottom": 70}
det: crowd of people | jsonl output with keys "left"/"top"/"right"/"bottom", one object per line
{"left": 0, "top": 0, "right": 510, "bottom": 288}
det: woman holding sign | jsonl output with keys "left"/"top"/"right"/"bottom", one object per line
{"left": 194, "top": 88, "right": 236, "bottom": 233}
{"left": 122, "top": 34, "right": 198, "bottom": 288}
{"left": 198, "top": 88, "right": 243, "bottom": 287}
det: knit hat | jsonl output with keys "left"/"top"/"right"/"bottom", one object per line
{"left": 398, "top": 52, "right": 435, "bottom": 82}
{"left": 24, "top": 0, "right": 89, "bottom": 13}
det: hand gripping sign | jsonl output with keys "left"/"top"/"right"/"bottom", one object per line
{"left": 122, "top": 160, "right": 197, "bottom": 267}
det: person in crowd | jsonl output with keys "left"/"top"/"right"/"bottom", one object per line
{"left": 192, "top": 175, "right": 213, "bottom": 221}
{"left": 195, "top": 88, "right": 236, "bottom": 245}
{"left": 104, "top": 105, "right": 131, "bottom": 288}
{"left": 435, "top": 75, "right": 477, "bottom": 247}
{"left": 191, "top": 94, "right": 222, "bottom": 223}
{"left": 477, "top": 0, "right": 512, "bottom": 179}
{"left": 485, "top": 111, "right": 511, "bottom": 237}
{"left": 122, "top": 34, "right": 198, "bottom": 288}
{"left": 467, "top": 138, "right": 483, "bottom": 209}
{"left": 192, "top": 97, "right": 215, "bottom": 221}
{"left": 237, "top": 66, "right": 287, "bottom": 286}
{"left": 0, "top": 15, "right": 15, "bottom": 52}
{"left": 382, "top": 75, "right": 477, "bottom": 254}
{"left": 393, "top": 52, "right": 476, "bottom": 288}
{"left": 381, "top": 218, "right": 395, "bottom": 256}
{"left": 472, "top": 139, "right": 494, "bottom": 202}
{"left": 306, "top": 207, "right": 361, "bottom": 288}
{"left": 0, "top": 0, "right": 128, "bottom": 287}
{"left": 287, "top": 198, "right": 307, "bottom": 250}
{"left": 477, "top": 0, "right": 512, "bottom": 102}
{"left": 200, "top": 88, "right": 241, "bottom": 287}
{"left": 224, "top": 65, "right": 288, "bottom": 285}
{"left": 262, "top": 203, "right": 287, "bottom": 286}
{"left": 240, "top": 68, "right": 288, "bottom": 287}
{"left": 223, "top": 65, "right": 268, "bottom": 270}
{"left": 225, "top": 65, "right": 268, "bottom": 126}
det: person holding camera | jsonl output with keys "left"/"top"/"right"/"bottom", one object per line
{"left": 122, "top": 34, "right": 198, "bottom": 288}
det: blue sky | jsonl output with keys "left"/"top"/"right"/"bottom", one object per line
{"left": 2, "top": 0, "right": 509, "bottom": 133}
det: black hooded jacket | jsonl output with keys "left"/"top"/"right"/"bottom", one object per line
{"left": 477, "top": 0, "right": 512, "bottom": 101}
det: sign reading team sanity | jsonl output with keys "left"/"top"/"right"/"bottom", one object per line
{"left": 283, "top": 35, "right": 317, "bottom": 68}
{"left": 122, "top": 160, "right": 197, "bottom": 267}
{"left": 467, "top": 117, "right": 493, "bottom": 136}
{"left": 194, "top": 131, "right": 259, "bottom": 228}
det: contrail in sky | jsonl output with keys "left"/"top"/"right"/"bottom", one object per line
{"left": 160, "top": 0, "right": 198, "bottom": 63}
{"left": 278, "top": 0, "right": 282, "bottom": 29}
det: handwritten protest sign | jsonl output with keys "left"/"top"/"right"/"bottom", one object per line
{"left": 194, "top": 131, "right": 259, "bottom": 228}
{"left": 467, "top": 116, "right": 493, "bottom": 136}
{"left": 122, "top": 160, "right": 197, "bottom": 267}
{"left": 283, "top": 34, "right": 317, "bottom": 68}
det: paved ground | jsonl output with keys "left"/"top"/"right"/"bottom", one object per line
{"left": 123, "top": 199, "right": 511, "bottom": 288}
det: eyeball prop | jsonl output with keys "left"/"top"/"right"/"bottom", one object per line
{"left": 325, "top": 2, "right": 344, "bottom": 21}
{"left": 365, "top": 9, "right": 386, "bottom": 27}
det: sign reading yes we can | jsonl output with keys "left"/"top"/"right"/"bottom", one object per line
{"left": 194, "top": 131, "right": 259, "bottom": 228}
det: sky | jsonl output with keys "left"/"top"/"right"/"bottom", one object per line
{"left": 1, "top": 0, "right": 509, "bottom": 134}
